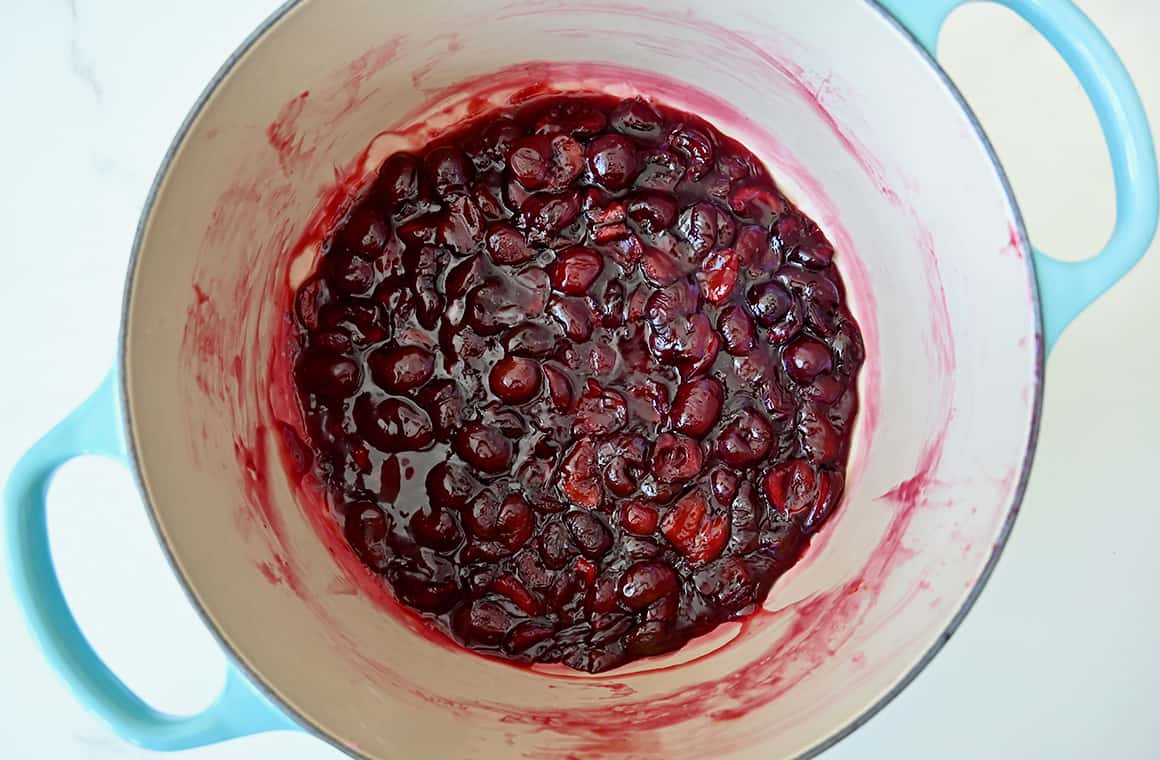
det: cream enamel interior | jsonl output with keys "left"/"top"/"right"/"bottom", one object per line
{"left": 123, "top": 1, "right": 1039, "bottom": 758}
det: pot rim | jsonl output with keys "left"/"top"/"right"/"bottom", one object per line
{"left": 117, "top": 1, "right": 1045, "bottom": 757}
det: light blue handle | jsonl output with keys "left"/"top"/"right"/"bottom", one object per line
{"left": 4, "top": 370, "right": 296, "bottom": 750}
{"left": 880, "top": 0, "right": 1159, "bottom": 350}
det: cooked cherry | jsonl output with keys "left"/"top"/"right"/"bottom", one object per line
{"left": 506, "top": 620, "right": 556, "bottom": 653}
{"left": 803, "top": 470, "right": 844, "bottom": 534}
{"left": 473, "top": 178, "right": 505, "bottom": 219}
{"left": 325, "top": 248, "right": 376, "bottom": 296}
{"left": 415, "top": 379, "right": 463, "bottom": 440}
{"left": 726, "top": 482, "right": 762, "bottom": 553}
{"left": 603, "top": 456, "right": 639, "bottom": 497}
{"left": 698, "top": 248, "right": 740, "bottom": 304}
{"left": 618, "top": 562, "right": 678, "bottom": 609}
{"left": 646, "top": 312, "right": 715, "bottom": 367}
{"left": 439, "top": 194, "right": 485, "bottom": 253}
{"left": 465, "top": 279, "right": 523, "bottom": 336}
{"left": 766, "top": 299, "right": 804, "bottom": 345}
{"left": 644, "top": 280, "right": 698, "bottom": 323}
{"left": 650, "top": 432, "right": 703, "bottom": 483}
{"left": 762, "top": 459, "right": 817, "bottom": 515}
{"left": 778, "top": 265, "right": 841, "bottom": 309}
{"left": 344, "top": 502, "right": 390, "bottom": 568}
{"left": 587, "top": 134, "right": 639, "bottom": 191}
{"left": 735, "top": 223, "right": 775, "bottom": 269}
{"left": 394, "top": 571, "right": 461, "bottom": 613}
{"left": 508, "top": 135, "right": 553, "bottom": 189}
{"left": 660, "top": 490, "right": 728, "bottom": 564}
{"left": 576, "top": 382, "right": 628, "bottom": 435}
{"left": 356, "top": 396, "right": 435, "bottom": 453}
{"left": 693, "top": 556, "right": 755, "bottom": 611}
{"left": 294, "top": 276, "right": 332, "bottom": 331}
{"left": 566, "top": 511, "right": 613, "bottom": 558}
{"left": 453, "top": 421, "right": 514, "bottom": 474}
{"left": 397, "top": 214, "right": 440, "bottom": 248}
{"left": 717, "top": 407, "right": 775, "bottom": 468}
{"left": 464, "top": 490, "right": 502, "bottom": 539}
{"left": 620, "top": 501, "right": 660, "bottom": 535}
{"left": 559, "top": 438, "right": 601, "bottom": 508}
{"left": 520, "top": 190, "right": 581, "bottom": 244}
{"left": 539, "top": 520, "right": 578, "bottom": 569}
{"left": 635, "top": 148, "right": 686, "bottom": 191}
{"left": 492, "top": 574, "right": 541, "bottom": 615}
{"left": 783, "top": 336, "right": 833, "bottom": 384}
{"left": 481, "top": 404, "right": 524, "bottom": 440}
{"left": 624, "top": 620, "right": 678, "bottom": 656}
{"left": 543, "top": 364, "right": 576, "bottom": 412}
{"left": 489, "top": 356, "right": 542, "bottom": 403}
{"left": 341, "top": 208, "right": 389, "bottom": 257}
{"left": 472, "top": 120, "right": 524, "bottom": 169}
{"left": 425, "top": 460, "right": 477, "bottom": 509}
{"left": 710, "top": 467, "right": 740, "bottom": 505}
{"left": 496, "top": 495, "right": 535, "bottom": 550}
{"left": 831, "top": 318, "right": 865, "bottom": 370}
{"left": 547, "top": 296, "right": 595, "bottom": 341}
{"left": 640, "top": 246, "right": 684, "bottom": 286}
{"left": 747, "top": 280, "right": 794, "bottom": 327}
{"left": 549, "top": 246, "right": 604, "bottom": 295}
{"left": 609, "top": 98, "right": 664, "bottom": 142}
{"left": 377, "top": 151, "right": 421, "bottom": 200}
{"left": 410, "top": 506, "right": 463, "bottom": 551}
{"left": 627, "top": 191, "right": 679, "bottom": 233}
{"left": 678, "top": 202, "right": 727, "bottom": 257}
{"left": 729, "top": 182, "right": 785, "bottom": 222}
{"left": 803, "top": 372, "right": 846, "bottom": 405}
{"left": 313, "top": 329, "right": 354, "bottom": 354}
{"left": 502, "top": 322, "right": 558, "bottom": 358}
{"left": 445, "top": 254, "right": 486, "bottom": 301}
{"left": 290, "top": 93, "right": 863, "bottom": 674}
{"left": 791, "top": 233, "right": 835, "bottom": 270}
{"left": 367, "top": 345, "right": 435, "bottom": 393}
{"left": 798, "top": 403, "right": 842, "bottom": 465}
{"left": 668, "top": 125, "right": 714, "bottom": 180}
{"left": 594, "top": 280, "right": 626, "bottom": 327}
{"left": 669, "top": 377, "right": 724, "bottom": 438}
{"left": 295, "top": 347, "right": 361, "bottom": 399}
{"left": 717, "top": 303, "right": 755, "bottom": 355}
{"left": 453, "top": 599, "right": 513, "bottom": 646}
{"left": 424, "top": 145, "right": 474, "bottom": 197}
{"left": 645, "top": 595, "right": 678, "bottom": 623}
{"left": 485, "top": 222, "right": 532, "bottom": 265}
{"left": 508, "top": 134, "right": 584, "bottom": 191}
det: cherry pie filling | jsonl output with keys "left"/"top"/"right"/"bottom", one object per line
{"left": 290, "top": 94, "right": 864, "bottom": 673}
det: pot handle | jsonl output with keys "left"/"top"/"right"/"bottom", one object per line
{"left": 880, "top": 0, "right": 1159, "bottom": 349}
{"left": 3, "top": 370, "right": 296, "bottom": 750}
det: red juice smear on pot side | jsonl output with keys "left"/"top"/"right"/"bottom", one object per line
{"left": 288, "top": 93, "right": 864, "bottom": 673}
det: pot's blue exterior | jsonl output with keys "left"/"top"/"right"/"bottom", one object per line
{"left": 881, "top": 0, "right": 1159, "bottom": 349}
{"left": 3, "top": 368, "right": 296, "bottom": 749}
{"left": 5, "top": 0, "right": 1155, "bottom": 754}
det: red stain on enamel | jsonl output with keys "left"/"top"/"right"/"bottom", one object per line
{"left": 1002, "top": 223, "right": 1024, "bottom": 258}
{"left": 327, "top": 575, "right": 359, "bottom": 596}
{"left": 267, "top": 91, "right": 315, "bottom": 175}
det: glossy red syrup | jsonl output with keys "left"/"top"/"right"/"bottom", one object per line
{"left": 289, "top": 94, "right": 864, "bottom": 673}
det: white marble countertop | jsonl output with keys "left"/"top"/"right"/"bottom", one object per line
{"left": 1, "top": 1, "right": 1157, "bottom": 758}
